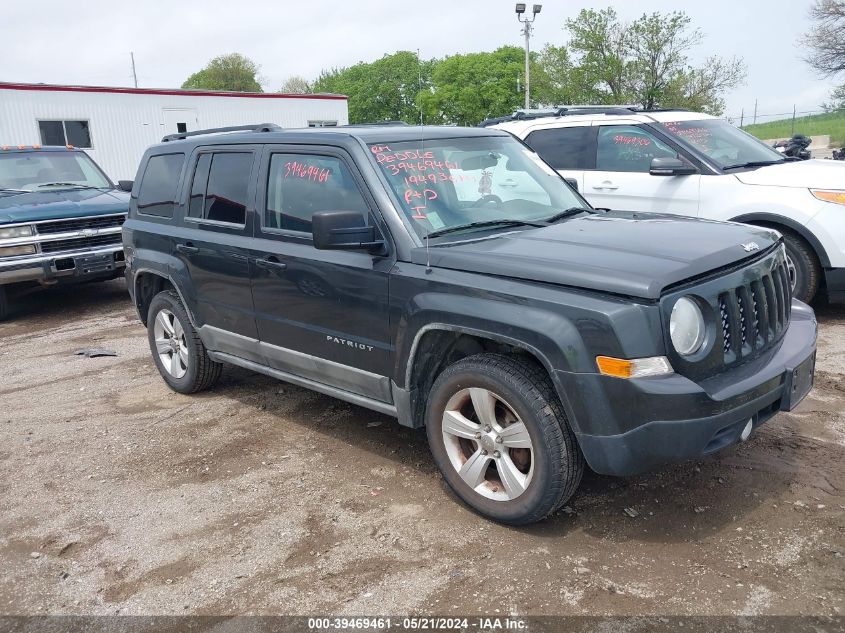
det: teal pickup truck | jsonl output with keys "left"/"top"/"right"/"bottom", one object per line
{"left": 0, "top": 145, "right": 131, "bottom": 320}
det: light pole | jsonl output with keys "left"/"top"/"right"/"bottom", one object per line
{"left": 516, "top": 3, "right": 541, "bottom": 110}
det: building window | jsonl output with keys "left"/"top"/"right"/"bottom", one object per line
{"left": 307, "top": 120, "right": 338, "bottom": 128}
{"left": 38, "top": 120, "right": 92, "bottom": 148}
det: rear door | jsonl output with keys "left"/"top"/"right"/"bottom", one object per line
{"left": 522, "top": 124, "right": 596, "bottom": 193}
{"left": 248, "top": 144, "right": 394, "bottom": 402}
{"left": 174, "top": 145, "right": 260, "bottom": 359}
{"left": 583, "top": 123, "right": 701, "bottom": 215}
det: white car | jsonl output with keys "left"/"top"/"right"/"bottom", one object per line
{"left": 493, "top": 108, "right": 845, "bottom": 304}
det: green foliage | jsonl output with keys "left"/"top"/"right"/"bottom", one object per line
{"left": 313, "top": 51, "right": 433, "bottom": 124}
{"left": 182, "top": 53, "right": 263, "bottom": 92}
{"left": 744, "top": 110, "right": 845, "bottom": 146}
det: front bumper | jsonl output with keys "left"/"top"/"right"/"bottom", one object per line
{"left": 556, "top": 300, "right": 818, "bottom": 476}
{"left": 0, "top": 245, "right": 125, "bottom": 285}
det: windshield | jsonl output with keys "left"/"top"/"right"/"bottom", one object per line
{"left": 657, "top": 119, "right": 786, "bottom": 170}
{"left": 0, "top": 151, "right": 111, "bottom": 191}
{"left": 369, "top": 136, "right": 588, "bottom": 239}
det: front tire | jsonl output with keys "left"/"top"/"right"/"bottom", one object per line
{"left": 147, "top": 291, "right": 221, "bottom": 394}
{"left": 426, "top": 354, "right": 584, "bottom": 525}
{"left": 781, "top": 230, "right": 820, "bottom": 303}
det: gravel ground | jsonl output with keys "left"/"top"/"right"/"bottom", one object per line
{"left": 0, "top": 280, "right": 842, "bottom": 617}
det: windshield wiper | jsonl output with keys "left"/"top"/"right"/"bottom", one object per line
{"left": 426, "top": 219, "right": 545, "bottom": 239}
{"left": 543, "top": 207, "right": 595, "bottom": 224}
{"left": 37, "top": 182, "right": 102, "bottom": 189}
{"left": 721, "top": 159, "right": 785, "bottom": 170}
{"left": 0, "top": 188, "right": 31, "bottom": 194}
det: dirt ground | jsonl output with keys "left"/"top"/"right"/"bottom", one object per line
{"left": 0, "top": 280, "right": 842, "bottom": 617}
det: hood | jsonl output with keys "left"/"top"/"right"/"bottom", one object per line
{"left": 733, "top": 159, "right": 845, "bottom": 188}
{"left": 0, "top": 188, "right": 129, "bottom": 224}
{"left": 414, "top": 212, "right": 780, "bottom": 299}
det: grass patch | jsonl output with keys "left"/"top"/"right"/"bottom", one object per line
{"left": 743, "top": 111, "right": 845, "bottom": 147}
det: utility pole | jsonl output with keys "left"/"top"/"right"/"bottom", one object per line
{"left": 740, "top": 108, "right": 744, "bottom": 128}
{"left": 515, "top": 4, "right": 542, "bottom": 110}
{"left": 791, "top": 105, "right": 797, "bottom": 135}
{"left": 753, "top": 99, "right": 758, "bottom": 125}
{"left": 130, "top": 52, "right": 138, "bottom": 88}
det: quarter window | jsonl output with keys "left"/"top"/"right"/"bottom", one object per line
{"left": 38, "top": 120, "right": 92, "bottom": 148}
{"left": 136, "top": 153, "right": 185, "bottom": 218}
{"left": 524, "top": 126, "right": 596, "bottom": 170}
{"left": 265, "top": 153, "right": 368, "bottom": 233}
{"left": 596, "top": 125, "right": 677, "bottom": 172}
{"left": 187, "top": 152, "right": 253, "bottom": 225}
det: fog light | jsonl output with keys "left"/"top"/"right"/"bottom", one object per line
{"left": 740, "top": 419, "right": 753, "bottom": 442}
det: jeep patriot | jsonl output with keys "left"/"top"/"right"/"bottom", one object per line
{"left": 123, "top": 123, "right": 817, "bottom": 525}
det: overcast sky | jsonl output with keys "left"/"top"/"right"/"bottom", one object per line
{"left": 3, "top": 0, "right": 836, "bottom": 123}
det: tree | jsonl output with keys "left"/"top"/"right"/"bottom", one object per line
{"left": 278, "top": 76, "right": 312, "bottom": 94}
{"left": 313, "top": 51, "right": 433, "bottom": 124}
{"left": 422, "top": 46, "right": 539, "bottom": 125}
{"left": 562, "top": 9, "right": 745, "bottom": 114}
{"left": 806, "top": 0, "right": 845, "bottom": 76}
{"left": 182, "top": 53, "right": 263, "bottom": 92}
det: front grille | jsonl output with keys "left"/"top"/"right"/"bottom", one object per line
{"left": 40, "top": 233, "right": 122, "bottom": 253}
{"left": 36, "top": 214, "right": 125, "bottom": 235}
{"left": 717, "top": 258, "right": 792, "bottom": 363}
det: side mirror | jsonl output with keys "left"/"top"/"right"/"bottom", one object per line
{"left": 117, "top": 180, "right": 134, "bottom": 192}
{"left": 564, "top": 177, "right": 579, "bottom": 192}
{"left": 312, "top": 211, "right": 385, "bottom": 253}
{"left": 649, "top": 157, "right": 697, "bottom": 176}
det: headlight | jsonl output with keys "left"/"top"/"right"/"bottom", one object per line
{"left": 0, "top": 225, "right": 34, "bottom": 240}
{"left": 0, "top": 244, "right": 36, "bottom": 257}
{"left": 811, "top": 189, "right": 845, "bottom": 206}
{"left": 670, "top": 296, "right": 705, "bottom": 356}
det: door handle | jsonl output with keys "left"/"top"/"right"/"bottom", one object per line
{"left": 177, "top": 243, "right": 199, "bottom": 255}
{"left": 592, "top": 182, "right": 619, "bottom": 191}
{"left": 499, "top": 178, "right": 519, "bottom": 188}
{"left": 255, "top": 257, "right": 287, "bottom": 271}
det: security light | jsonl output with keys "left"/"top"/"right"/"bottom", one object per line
{"left": 515, "top": 3, "right": 526, "bottom": 14}
{"left": 533, "top": 4, "right": 542, "bottom": 14}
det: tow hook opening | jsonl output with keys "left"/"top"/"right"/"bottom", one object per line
{"left": 54, "top": 258, "right": 75, "bottom": 272}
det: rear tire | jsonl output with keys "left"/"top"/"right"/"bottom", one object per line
{"left": 147, "top": 290, "right": 221, "bottom": 394}
{"left": 425, "top": 353, "right": 584, "bottom": 525}
{"left": 781, "top": 230, "right": 820, "bottom": 303}
{"left": 0, "top": 285, "right": 8, "bottom": 321}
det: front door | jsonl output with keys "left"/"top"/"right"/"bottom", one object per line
{"left": 583, "top": 123, "right": 701, "bottom": 215}
{"left": 249, "top": 145, "right": 394, "bottom": 402}
{"left": 176, "top": 146, "right": 260, "bottom": 359}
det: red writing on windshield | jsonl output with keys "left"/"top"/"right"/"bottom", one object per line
{"left": 284, "top": 161, "right": 331, "bottom": 182}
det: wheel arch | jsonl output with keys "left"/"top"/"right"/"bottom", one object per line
{"left": 133, "top": 268, "right": 196, "bottom": 328}
{"left": 730, "top": 212, "right": 831, "bottom": 268}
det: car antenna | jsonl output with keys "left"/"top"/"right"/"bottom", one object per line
{"left": 419, "top": 48, "right": 432, "bottom": 274}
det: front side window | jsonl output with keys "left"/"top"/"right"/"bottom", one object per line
{"left": 137, "top": 153, "right": 185, "bottom": 217}
{"left": 596, "top": 125, "right": 678, "bottom": 172}
{"left": 266, "top": 153, "right": 368, "bottom": 232}
{"left": 525, "top": 126, "right": 596, "bottom": 170}
{"left": 369, "top": 135, "right": 588, "bottom": 239}
{"left": 0, "top": 151, "right": 110, "bottom": 191}
{"left": 658, "top": 118, "right": 786, "bottom": 170}
{"left": 38, "top": 120, "right": 92, "bottom": 148}
{"left": 187, "top": 152, "right": 253, "bottom": 225}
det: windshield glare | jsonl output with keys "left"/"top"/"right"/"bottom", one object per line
{"left": 0, "top": 152, "right": 111, "bottom": 191}
{"left": 369, "top": 136, "right": 587, "bottom": 239}
{"left": 658, "top": 119, "right": 785, "bottom": 169}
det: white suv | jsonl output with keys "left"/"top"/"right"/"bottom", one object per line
{"left": 493, "top": 108, "right": 845, "bottom": 304}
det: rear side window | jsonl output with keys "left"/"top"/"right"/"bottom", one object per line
{"left": 265, "top": 153, "right": 368, "bottom": 233}
{"left": 187, "top": 152, "right": 253, "bottom": 225}
{"left": 524, "top": 126, "right": 596, "bottom": 170}
{"left": 136, "top": 153, "right": 185, "bottom": 217}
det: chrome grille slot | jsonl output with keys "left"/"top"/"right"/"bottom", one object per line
{"left": 36, "top": 214, "right": 125, "bottom": 235}
{"left": 40, "top": 234, "right": 122, "bottom": 253}
{"left": 719, "top": 294, "right": 731, "bottom": 354}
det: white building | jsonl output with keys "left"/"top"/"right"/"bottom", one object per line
{"left": 0, "top": 82, "right": 349, "bottom": 180}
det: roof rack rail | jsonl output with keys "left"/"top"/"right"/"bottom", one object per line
{"left": 342, "top": 121, "right": 410, "bottom": 127}
{"left": 478, "top": 105, "right": 687, "bottom": 127}
{"left": 161, "top": 123, "right": 281, "bottom": 143}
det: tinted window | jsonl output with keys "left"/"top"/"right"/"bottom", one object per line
{"left": 266, "top": 154, "right": 367, "bottom": 232}
{"left": 525, "top": 126, "right": 595, "bottom": 170}
{"left": 187, "top": 154, "right": 211, "bottom": 219}
{"left": 137, "top": 153, "right": 185, "bottom": 217}
{"left": 38, "top": 121, "right": 65, "bottom": 146}
{"left": 596, "top": 125, "right": 677, "bottom": 172}
{"left": 64, "top": 121, "right": 92, "bottom": 148}
{"left": 37, "top": 120, "right": 92, "bottom": 148}
{"left": 203, "top": 153, "right": 252, "bottom": 224}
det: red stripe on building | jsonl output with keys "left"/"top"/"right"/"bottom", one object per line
{"left": 0, "top": 82, "right": 347, "bottom": 100}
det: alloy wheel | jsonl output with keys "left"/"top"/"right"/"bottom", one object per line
{"left": 153, "top": 308, "right": 188, "bottom": 379}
